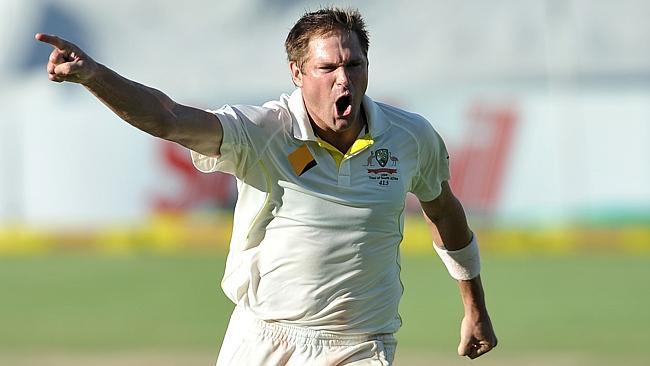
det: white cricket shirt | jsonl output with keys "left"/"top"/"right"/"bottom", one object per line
{"left": 191, "top": 89, "right": 450, "bottom": 335}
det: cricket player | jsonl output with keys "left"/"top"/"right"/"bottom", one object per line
{"left": 36, "top": 7, "right": 497, "bottom": 365}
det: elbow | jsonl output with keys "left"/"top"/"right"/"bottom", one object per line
{"left": 150, "top": 95, "right": 179, "bottom": 140}
{"left": 154, "top": 118, "right": 173, "bottom": 140}
{"left": 149, "top": 110, "right": 177, "bottom": 140}
{"left": 119, "top": 107, "right": 175, "bottom": 140}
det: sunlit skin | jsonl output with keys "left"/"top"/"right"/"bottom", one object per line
{"left": 35, "top": 23, "right": 497, "bottom": 360}
{"left": 290, "top": 29, "right": 368, "bottom": 153}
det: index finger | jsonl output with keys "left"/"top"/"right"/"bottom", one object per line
{"left": 35, "top": 33, "right": 70, "bottom": 50}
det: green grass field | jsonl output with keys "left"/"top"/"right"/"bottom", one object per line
{"left": 1, "top": 253, "right": 649, "bottom": 365}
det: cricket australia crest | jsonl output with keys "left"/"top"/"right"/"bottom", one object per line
{"left": 374, "top": 148, "right": 389, "bottom": 167}
{"left": 364, "top": 148, "right": 400, "bottom": 187}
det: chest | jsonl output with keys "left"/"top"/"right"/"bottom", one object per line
{"left": 269, "top": 137, "right": 419, "bottom": 207}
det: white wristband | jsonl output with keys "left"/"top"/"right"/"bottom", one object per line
{"left": 433, "top": 234, "right": 481, "bottom": 280}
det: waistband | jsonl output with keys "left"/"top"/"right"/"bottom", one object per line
{"left": 233, "top": 306, "right": 396, "bottom": 347}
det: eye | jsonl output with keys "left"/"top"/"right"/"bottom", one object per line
{"left": 346, "top": 61, "right": 363, "bottom": 69}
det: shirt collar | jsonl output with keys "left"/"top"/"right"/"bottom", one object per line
{"left": 289, "top": 88, "right": 390, "bottom": 141}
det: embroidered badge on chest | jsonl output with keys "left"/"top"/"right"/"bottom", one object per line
{"left": 363, "top": 148, "right": 399, "bottom": 186}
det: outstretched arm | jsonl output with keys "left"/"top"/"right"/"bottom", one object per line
{"left": 35, "top": 33, "right": 222, "bottom": 157}
{"left": 420, "top": 181, "right": 498, "bottom": 359}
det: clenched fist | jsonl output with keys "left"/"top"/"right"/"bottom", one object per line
{"left": 458, "top": 312, "right": 498, "bottom": 359}
{"left": 35, "top": 33, "right": 98, "bottom": 84}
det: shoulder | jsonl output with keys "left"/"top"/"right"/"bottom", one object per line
{"left": 374, "top": 101, "right": 443, "bottom": 144}
{"left": 220, "top": 93, "right": 293, "bottom": 130}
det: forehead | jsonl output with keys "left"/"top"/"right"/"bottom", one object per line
{"left": 305, "top": 30, "right": 364, "bottom": 63}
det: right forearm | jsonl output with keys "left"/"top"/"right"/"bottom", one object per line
{"left": 83, "top": 64, "right": 174, "bottom": 138}
{"left": 38, "top": 33, "right": 223, "bottom": 156}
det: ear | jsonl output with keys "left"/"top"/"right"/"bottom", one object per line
{"left": 289, "top": 61, "right": 303, "bottom": 87}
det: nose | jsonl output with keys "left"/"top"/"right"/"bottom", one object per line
{"left": 335, "top": 66, "right": 350, "bottom": 87}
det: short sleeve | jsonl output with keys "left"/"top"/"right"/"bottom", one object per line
{"left": 409, "top": 122, "right": 451, "bottom": 202}
{"left": 190, "top": 104, "right": 283, "bottom": 178}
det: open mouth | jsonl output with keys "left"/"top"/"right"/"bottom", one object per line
{"left": 335, "top": 94, "right": 352, "bottom": 117}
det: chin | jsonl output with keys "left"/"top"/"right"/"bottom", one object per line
{"left": 333, "top": 118, "right": 353, "bottom": 131}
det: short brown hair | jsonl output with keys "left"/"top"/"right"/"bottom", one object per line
{"left": 285, "top": 7, "right": 370, "bottom": 69}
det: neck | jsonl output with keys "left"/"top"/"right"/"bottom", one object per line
{"left": 313, "top": 113, "right": 365, "bottom": 153}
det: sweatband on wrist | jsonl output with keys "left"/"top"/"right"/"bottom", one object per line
{"left": 433, "top": 234, "right": 481, "bottom": 280}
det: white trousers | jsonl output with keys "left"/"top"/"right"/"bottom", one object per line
{"left": 216, "top": 307, "right": 397, "bottom": 366}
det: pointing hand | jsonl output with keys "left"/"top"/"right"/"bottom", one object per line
{"left": 35, "top": 33, "right": 98, "bottom": 84}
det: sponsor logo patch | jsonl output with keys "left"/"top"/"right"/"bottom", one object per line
{"left": 288, "top": 144, "right": 317, "bottom": 176}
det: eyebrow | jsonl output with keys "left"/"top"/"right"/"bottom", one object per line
{"left": 316, "top": 58, "right": 364, "bottom": 67}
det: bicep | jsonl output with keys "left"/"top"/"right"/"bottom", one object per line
{"left": 420, "top": 181, "right": 453, "bottom": 223}
{"left": 167, "top": 103, "right": 223, "bottom": 157}
{"left": 419, "top": 181, "right": 472, "bottom": 249}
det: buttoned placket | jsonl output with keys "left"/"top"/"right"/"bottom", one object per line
{"left": 338, "top": 158, "right": 351, "bottom": 186}
{"left": 337, "top": 144, "right": 373, "bottom": 187}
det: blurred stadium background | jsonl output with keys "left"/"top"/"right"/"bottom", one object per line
{"left": 1, "top": 0, "right": 649, "bottom": 365}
